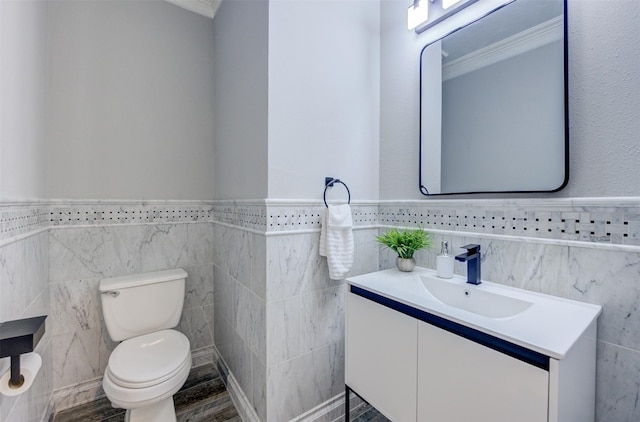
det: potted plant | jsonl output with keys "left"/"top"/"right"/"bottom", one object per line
{"left": 376, "top": 227, "right": 432, "bottom": 272}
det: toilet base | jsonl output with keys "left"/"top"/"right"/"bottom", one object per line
{"left": 124, "top": 397, "right": 177, "bottom": 422}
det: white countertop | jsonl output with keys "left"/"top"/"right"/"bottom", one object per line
{"left": 347, "top": 267, "right": 602, "bottom": 360}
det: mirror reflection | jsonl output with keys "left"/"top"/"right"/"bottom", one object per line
{"left": 419, "top": 0, "right": 567, "bottom": 195}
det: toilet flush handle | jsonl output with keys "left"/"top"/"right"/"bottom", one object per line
{"left": 101, "top": 290, "right": 120, "bottom": 298}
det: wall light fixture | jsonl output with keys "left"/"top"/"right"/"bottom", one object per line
{"left": 408, "top": 0, "right": 515, "bottom": 42}
{"left": 408, "top": 0, "right": 478, "bottom": 32}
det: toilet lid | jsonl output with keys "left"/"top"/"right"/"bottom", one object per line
{"left": 108, "top": 329, "right": 190, "bottom": 387}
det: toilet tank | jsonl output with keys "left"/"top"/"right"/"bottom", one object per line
{"left": 99, "top": 268, "right": 187, "bottom": 342}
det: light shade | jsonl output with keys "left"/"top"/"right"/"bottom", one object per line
{"left": 407, "top": 1, "right": 430, "bottom": 31}
{"left": 442, "top": 0, "right": 463, "bottom": 9}
{"left": 409, "top": 0, "right": 515, "bottom": 44}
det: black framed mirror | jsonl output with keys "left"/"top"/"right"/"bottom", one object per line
{"left": 419, "top": 0, "right": 568, "bottom": 195}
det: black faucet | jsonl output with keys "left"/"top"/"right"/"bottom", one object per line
{"left": 455, "top": 244, "right": 481, "bottom": 285}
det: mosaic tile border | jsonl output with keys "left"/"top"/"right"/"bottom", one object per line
{"left": 378, "top": 200, "right": 640, "bottom": 247}
{"left": 212, "top": 202, "right": 267, "bottom": 232}
{"left": 265, "top": 203, "right": 379, "bottom": 231}
{"left": 0, "top": 203, "right": 50, "bottom": 240}
{"left": 2, "top": 198, "right": 640, "bottom": 247}
{"left": 0, "top": 201, "right": 218, "bottom": 244}
{"left": 49, "top": 202, "right": 214, "bottom": 226}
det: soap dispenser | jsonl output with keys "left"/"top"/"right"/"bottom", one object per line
{"left": 436, "top": 241, "right": 454, "bottom": 279}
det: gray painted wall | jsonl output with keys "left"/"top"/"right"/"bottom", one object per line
{"left": 46, "top": 0, "right": 215, "bottom": 200}
{"left": 267, "top": 0, "right": 380, "bottom": 200}
{"left": 213, "top": 0, "right": 380, "bottom": 201}
{"left": 0, "top": 0, "right": 48, "bottom": 200}
{"left": 213, "top": 0, "right": 269, "bottom": 200}
{"left": 380, "top": 0, "right": 640, "bottom": 199}
{"left": 566, "top": 0, "right": 640, "bottom": 198}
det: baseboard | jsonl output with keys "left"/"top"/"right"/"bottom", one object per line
{"left": 213, "top": 347, "right": 260, "bottom": 422}
{"left": 212, "top": 347, "right": 367, "bottom": 422}
{"left": 289, "top": 392, "right": 346, "bottom": 422}
{"left": 43, "top": 397, "right": 56, "bottom": 422}
{"left": 51, "top": 378, "right": 105, "bottom": 414}
{"left": 227, "top": 373, "right": 261, "bottom": 422}
{"left": 289, "top": 390, "right": 367, "bottom": 422}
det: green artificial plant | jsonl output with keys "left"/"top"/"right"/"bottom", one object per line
{"left": 375, "top": 227, "right": 433, "bottom": 259}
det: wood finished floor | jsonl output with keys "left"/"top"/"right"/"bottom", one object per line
{"left": 349, "top": 404, "right": 390, "bottom": 422}
{"left": 51, "top": 364, "right": 240, "bottom": 422}
{"left": 51, "top": 362, "right": 390, "bottom": 422}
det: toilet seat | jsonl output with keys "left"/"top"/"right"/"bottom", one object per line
{"left": 108, "top": 329, "right": 190, "bottom": 389}
{"left": 103, "top": 353, "right": 191, "bottom": 409}
{"left": 103, "top": 329, "right": 192, "bottom": 410}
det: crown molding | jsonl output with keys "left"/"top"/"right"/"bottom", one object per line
{"left": 165, "top": 0, "right": 222, "bottom": 19}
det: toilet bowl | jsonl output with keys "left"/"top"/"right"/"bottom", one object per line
{"left": 99, "top": 269, "right": 191, "bottom": 422}
{"left": 103, "top": 330, "right": 191, "bottom": 421}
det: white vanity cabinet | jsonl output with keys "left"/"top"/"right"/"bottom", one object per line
{"left": 345, "top": 292, "right": 418, "bottom": 421}
{"left": 345, "top": 268, "right": 600, "bottom": 422}
{"left": 417, "top": 321, "right": 548, "bottom": 422}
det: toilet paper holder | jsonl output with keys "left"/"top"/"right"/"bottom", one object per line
{"left": 0, "top": 315, "right": 46, "bottom": 389}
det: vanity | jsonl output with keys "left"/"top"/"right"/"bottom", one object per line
{"left": 345, "top": 267, "right": 601, "bottom": 422}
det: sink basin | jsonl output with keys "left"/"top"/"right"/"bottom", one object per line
{"left": 419, "top": 275, "right": 533, "bottom": 319}
{"left": 347, "top": 267, "right": 602, "bottom": 359}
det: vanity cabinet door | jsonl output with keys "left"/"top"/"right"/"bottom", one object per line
{"left": 417, "top": 321, "right": 549, "bottom": 422}
{"left": 346, "top": 292, "right": 418, "bottom": 422}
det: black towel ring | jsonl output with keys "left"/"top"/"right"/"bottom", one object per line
{"left": 324, "top": 178, "right": 351, "bottom": 207}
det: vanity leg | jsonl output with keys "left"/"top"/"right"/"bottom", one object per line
{"left": 345, "top": 385, "right": 350, "bottom": 421}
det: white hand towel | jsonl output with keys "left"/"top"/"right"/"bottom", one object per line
{"left": 319, "top": 204, "right": 354, "bottom": 280}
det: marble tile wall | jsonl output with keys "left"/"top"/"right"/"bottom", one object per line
{"left": 220, "top": 199, "right": 640, "bottom": 421}
{"left": 212, "top": 202, "right": 380, "bottom": 421}
{"left": 47, "top": 221, "right": 215, "bottom": 397}
{"left": 1, "top": 201, "right": 217, "bottom": 416}
{"left": 264, "top": 228, "right": 379, "bottom": 422}
{"left": 3, "top": 198, "right": 638, "bottom": 422}
{"left": 0, "top": 228, "right": 52, "bottom": 422}
{"left": 212, "top": 223, "right": 266, "bottom": 420}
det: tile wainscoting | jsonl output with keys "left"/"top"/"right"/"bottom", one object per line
{"left": 1, "top": 198, "right": 639, "bottom": 421}
{"left": 212, "top": 200, "right": 380, "bottom": 421}
{"left": 1, "top": 201, "right": 216, "bottom": 421}
{"left": 48, "top": 220, "right": 215, "bottom": 399}
{"left": 0, "top": 227, "right": 52, "bottom": 422}
{"left": 238, "top": 198, "right": 640, "bottom": 421}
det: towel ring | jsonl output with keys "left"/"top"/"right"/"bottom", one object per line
{"left": 324, "top": 178, "right": 351, "bottom": 207}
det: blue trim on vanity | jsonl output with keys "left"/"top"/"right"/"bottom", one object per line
{"left": 350, "top": 285, "right": 550, "bottom": 371}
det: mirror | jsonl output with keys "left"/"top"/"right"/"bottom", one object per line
{"left": 419, "top": 0, "right": 567, "bottom": 195}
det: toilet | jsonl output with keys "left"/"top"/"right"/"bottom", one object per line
{"left": 99, "top": 268, "right": 191, "bottom": 422}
